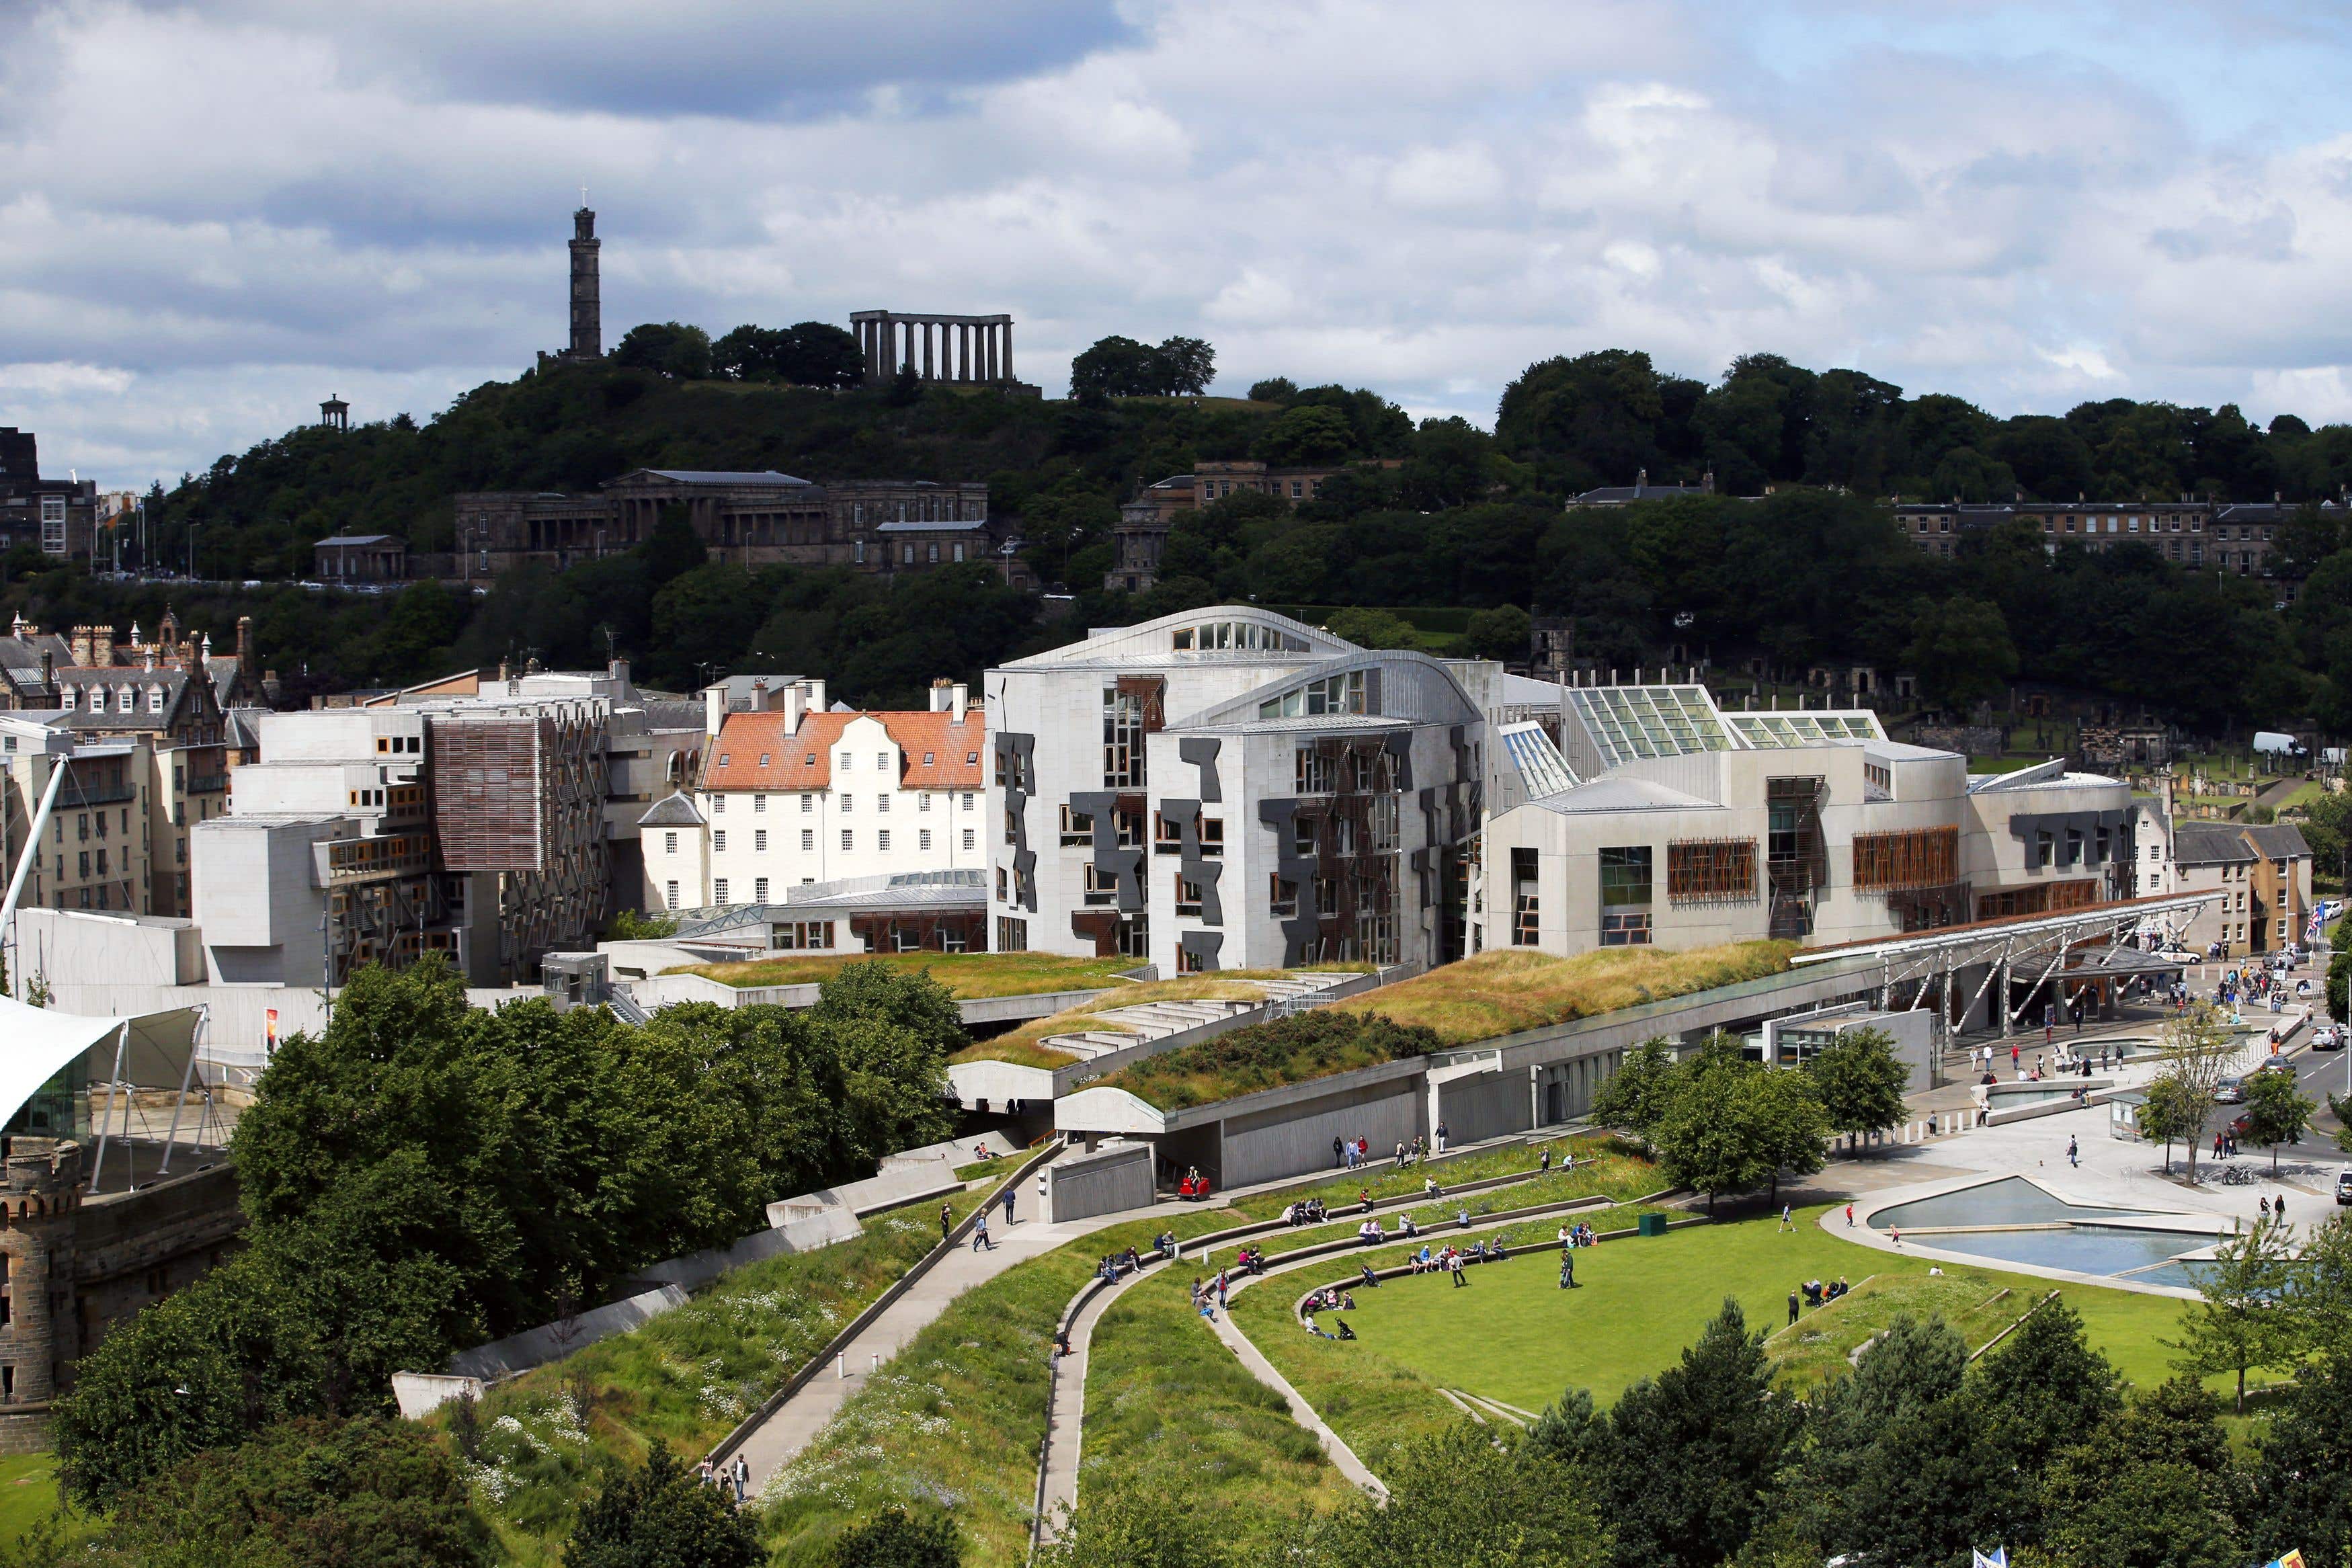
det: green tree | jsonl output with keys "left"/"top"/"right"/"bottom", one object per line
{"left": 1322, "top": 606, "right": 1424, "bottom": 650}
{"left": 1649, "top": 1041, "right": 1826, "bottom": 1208}
{"left": 1155, "top": 336, "right": 1216, "bottom": 395}
{"left": 2040, "top": 1377, "right": 2244, "bottom": 1568}
{"left": 1252, "top": 406, "right": 1356, "bottom": 467}
{"left": 2139, "top": 1074, "right": 2206, "bottom": 1174}
{"left": 1586, "top": 1299, "right": 1796, "bottom": 1568}
{"left": 1035, "top": 1485, "right": 1231, "bottom": 1568}
{"left": 98, "top": 1416, "right": 494, "bottom": 1568}
{"left": 1587, "top": 1038, "right": 1679, "bottom": 1155}
{"left": 2171, "top": 1217, "right": 2302, "bottom": 1414}
{"left": 2244, "top": 1350, "right": 2352, "bottom": 1568}
{"left": 1905, "top": 595, "right": 2018, "bottom": 712}
{"left": 2241, "top": 1068, "right": 2316, "bottom": 1172}
{"left": 1803, "top": 1026, "right": 1910, "bottom": 1150}
{"left": 2153, "top": 1002, "right": 2238, "bottom": 1184}
{"left": 1969, "top": 1298, "right": 2121, "bottom": 1481}
{"left": 563, "top": 1442, "right": 760, "bottom": 1568}
{"left": 612, "top": 321, "right": 713, "bottom": 380}
{"left": 829, "top": 1505, "right": 963, "bottom": 1568}
{"left": 1248, "top": 376, "right": 1298, "bottom": 403}
{"left": 1464, "top": 604, "right": 1533, "bottom": 661}
{"left": 1318, "top": 1423, "right": 1609, "bottom": 1568}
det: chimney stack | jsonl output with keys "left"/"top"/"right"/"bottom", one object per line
{"left": 748, "top": 679, "right": 770, "bottom": 714}
{"left": 781, "top": 681, "right": 806, "bottom": 735}
{"left": 952, "top": 683, "right": 969, "bottom": 724}
{"left": 704, "top": 682, "right": 725, "bottom": 741}
{"left": 930, "top": 677, "right": 952, "bottom": 713}
{"left": 237, "top": 615, "right": 257, "bottom": 680}
{"left": 38, "top": 650, "right": 52, "bottom": 692}
{"left": 805, "top": 679, "right": 826, "bottom": 714}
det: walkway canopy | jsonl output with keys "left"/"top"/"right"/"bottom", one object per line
{"left": 0, "top": 996, "right": 207, "bottom": 1189}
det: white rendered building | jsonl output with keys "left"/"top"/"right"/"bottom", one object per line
{"left": 986, "top": 607, "right": 1486, "bottom": 975}
{"left": 1475, "top": 680, "right": 2140, "bottom": 956}
{"left": 641, "top": 677, "right": 987, "bottom": 923}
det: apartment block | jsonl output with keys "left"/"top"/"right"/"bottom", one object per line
{"left": 989, "top": 607, "right": 1484, "bottom": 974}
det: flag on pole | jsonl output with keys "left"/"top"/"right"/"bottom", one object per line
{"left": 2263, "top": 1551, "right": 2308, "bottom": 1568}
{"left": 1974, "top": 1549, "right": 2008, "bottom": 1568}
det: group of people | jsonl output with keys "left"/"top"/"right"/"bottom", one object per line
{"left": 1404, "top": 1236, "right": 1508, "bottom": 1282}
{"left": 1789, "top": 1277, "right": 1852, "bottom": 1319}
{"left": 696, "top": 1454, "right": 754, "bottom": 1509}
{"left": 1333, "top": 1123, "right": 1453, "bottom": 1173}
{"left": 1281, "top": 1196, "right": 1332, "bottom": 1226}
{"left": 1555, "top": 1221, "right": 1596, "bottom": 1249}
{"left": 1094, "top": 1245, "right": 1144, "bottom": 1282}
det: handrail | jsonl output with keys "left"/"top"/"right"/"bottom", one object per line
{"left": 703, "top": 1137, "right": 1063, "bottom": 1471}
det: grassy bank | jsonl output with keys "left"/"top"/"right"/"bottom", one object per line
{"left": 1765, "top": 1268, "right": 2048, "bottom": 1389}
{"left": 446, "top": 1188, "right": 990, "bottom": 1565}
{"left": 760, "top": 1206, "right": 1254, "bottom": 1568}
{"left": 1328, "top": 942, "right": 1797, "bottom": 1046}
{"left": 1225, "top": 1133, "right": 1642, "bottom": 1222}
{"left": 675, "top": 952, "right": 1141, "bottom": 997}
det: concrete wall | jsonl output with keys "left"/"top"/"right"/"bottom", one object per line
{"left": 1219, "top": 1075, "right": 1422, "bottom": 1190}
{"left": 1437, "top": 1067, "right": 1531, "bottom": 1147}
{"left": 15, "top": 908, "right": 200, "bottom": 987}
{"left": 1046, "top": 1140, "right": 1154, "bottom": 1223}
{"left": 192, "top": 815, "right": 344, "bottom": 984}
{"left": 448, "top": 1284, "right": 690, "bottom": 1382}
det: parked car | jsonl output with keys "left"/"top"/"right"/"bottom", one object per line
{"left": 2338, "top": 1169, "right": 2352, "bottom": 1207}
{"left": 2214, "top": 1077, "right": 2246, "bottom": 1104}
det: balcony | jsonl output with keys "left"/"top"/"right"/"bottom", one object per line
{"left": 58, "top": 781, "right": 136, "bottom": 809}
{"left": 184, "top": 774, "right": 229, "bottom": 794}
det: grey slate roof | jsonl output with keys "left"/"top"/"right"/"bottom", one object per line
{"left": 638, "top": 792, "right": 706, "bottom": 828}
{"left": 635, "top": 469, "right": 811, "bottom": 487}
{"left": 2174, "top": 822, "right": 2257, "bottom": 866}
{"left": 2244, "top": 823, "right": 2312, "bottom": 860}
{"left": 875, "top": 518, "right": 987, "bottom": 533}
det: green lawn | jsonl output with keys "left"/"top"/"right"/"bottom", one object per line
{"left": 0, "top": 1454, "right": 87, "bottom": 1553}
{"left": 1242, "top": 1206, "right": 2197, "bottom": 1447}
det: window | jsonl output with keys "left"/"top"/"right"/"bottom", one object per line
{"left": 1201, "top": 817, "right": 1223, "bottom": 856}
{"left": 877, "top": 752, "right": 889, "bottom": 770}
{"left": 1117, "top": 912, "right": 1149, "bottom": 959}
{"left": 718, "top": 753, "right": 730, "bottom": 768}
{"left": 877, "top": 794, "right": 889, "bottom": 813}
{"left": 1115, "top": 807, "right": 1145, "bottom": 848}
{"left": 774, "top": 919, "right": 835, "bottom": 950}
{"left": 801, "top": 793, "right": 813, "bottom": 812}
{"left": 87, "top": 688, "right": 105, "bottom": 714}
{"left": 1598, "top": 846, "right": 1652, "bottom": 907}
{"left": 1600, "top": 909, "right": 1652, "bottom": 946}
{"left": 714, "top": 879, "right": 731, "bottom": 905}
{"left": 754, "top": 829, "right": 767, "bottom": 852}
{"left": 1313, "top": 874, "right": 1340, "bottom": 917}
{"left": 842, "top": 830, "right": 854, "bottom": 851}
{"left": 754, "top": 877, "right": 770, "bottom": 902}
{"left": 1083, "top": 864, "right": 1117, "bottom": 905}
{"left": 962, "top": 829, "right": 975, "bottom": 850}
{"left": 1850, "top": 827, "right": 1957, "bottom": 891}
{"left": 1295, "top": 747, "right": 1334, "bottom": 793}
{"left": 839, "top": 751, "right": 853, "bottom": 770}
{"left": 1155, "top": 811, "right": 1186, "bottom": 853}
{"left": 1178, "top": 945, "right": 1207, "bottom": 974}
{"left": 1261, "top": 671, "right": 1367, "bottom": 721}
{"left": 879, "top": 830, "right": 891, "bottom": 851}
{"left": 920, "top": 829, "right": 932, "bottom": 850}
{"left": 148, "top": 686, "right": 165, "bottom": 714}
{"left": 997, "top": 866, "right": 1008, "bottom": 899}
{"left": 920, "top": 791, "right": 932, "bottom": 811}
{"left": 1666, "top": 839, "right": 1758, "bottom": 903}
{"left": 997, "top": 915, "right": 1028, "bottom": 952}
{"left": 842, "top": 794, "right": 852, "bottom": 813}
{"left": 712, "top": 830, "right": 727, "bottom": 852}
{"left": 801, "top": 829, "right": 814, "bottom": 850}
{"left": 755, "top": 794, "right": 767, "bottom": 811}
{"left": 1103, "top": 686, "right": 1147, "bottom": 787}
{"left": 663, "top": 831, "right": 678, "bottom": 854}
{"left": 1293, "top": 816, "right": 1317, "bottom": 857}
{"left": 1270, "top": 876, "right": 1299, "bottom": 915}
{"left": 1176, "top": 874, "right": 1203, "bottom": 916}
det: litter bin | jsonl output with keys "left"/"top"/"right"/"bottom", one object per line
{"left": 1636, "top": 1213, "right": 1668, "bottom": 1237}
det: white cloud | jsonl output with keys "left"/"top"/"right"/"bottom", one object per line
{"left": 9, "top": 0, "right": 2352, "bottom": 482}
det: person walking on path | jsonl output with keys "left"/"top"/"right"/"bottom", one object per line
{"left": 1001, "top": 1184, "right": 1016, "bottom": 1227}
{"left": 2067, "top": 1136, "right": 2079, "bottom": 1169}
{"left": 972, "top": 1212, "right": 993, "bottom": 1251}
{"left": 940, "top": 1202, "right": 952, "bottom": 1243}
{"left": 1333, "top": 1135, "right": 1346, "bottom": 1169}
{"left": 1436, "top": 1121, "right": 1450, "bottom": 1154}
{"left": 1561, "top": 1250, "right": 1576, "bottom": 1288}
{"left": 2011, "top": 1044, "right": 2021, "bottom": 1074}
{"left": 1450, "top": 1251, "right": 1467, "bottom": 1287}
{"left": 1845, "top": 1203, "right": 1855, "bottom": 1228}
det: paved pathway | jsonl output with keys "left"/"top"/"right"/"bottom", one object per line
{"left": 738, "top": 1206, "right": 1135, "bottom": 1494}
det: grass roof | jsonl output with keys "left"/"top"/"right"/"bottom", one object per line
{"left": 1326, "top": 940, "right": 1797, "bottom": 1047}
{"left": 946, "top": 973, "right": 1328, "bottom": 1071}
{"left": 667, "top": 950, "right": 1141, "bottom": 999}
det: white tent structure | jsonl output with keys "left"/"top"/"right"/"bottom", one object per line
{"left": 0, "top": 996, "right": 212, "bottom": 1192}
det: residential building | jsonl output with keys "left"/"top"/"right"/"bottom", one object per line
{"left": 1894, "top": 497, "right": 2214, "bottom": 565}
{"left": 0, "top": 718, "right": 159, "bottom": 921}
{"left": 1564, "top": 469, "right": 1716, "bottom": 508}
{"left": 641, "top": 677, "right": 987, "bottom": 918}
{"left": 2171, "top": 820, "right": 2314, "bottom": 958}
{"left": 0, "top": 429, "right": 97, "bottom": 561}
{"left": 451, "top": 470, "right": 1000, "bottom": 580}
{"left": 1475, "top": 680, "right": 2138, "bottom": 956}
{"left": 313, "top": 534, "right": 409, "bottom": 583}
{"left": 988, "top": 607, "right": 1485, "bottom": 974}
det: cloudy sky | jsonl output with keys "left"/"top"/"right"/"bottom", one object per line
{"left": 7, "top": 0, "right": 2352, "bottom": 489}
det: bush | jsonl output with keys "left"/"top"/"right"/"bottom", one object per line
{"left": 97, "top": 1416, "right": 493, "bottom": 1568}
{"left": 565, "top": 1442, "right": 760, "bottom": 1568}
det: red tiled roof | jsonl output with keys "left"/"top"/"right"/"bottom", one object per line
{"left": 704, "top": 708, "right": 984, "bottom": 792}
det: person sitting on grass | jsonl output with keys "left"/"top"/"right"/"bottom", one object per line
{"left": 1342, "top": 1290, "right": 1356, "bottom": 1311}
{"left": 1305, "top": 1313, "right": 1333, "bottom": 1339}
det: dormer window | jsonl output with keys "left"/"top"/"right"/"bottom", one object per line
{"left": 87, "top": 688, "right": 104, "bottom": 714}
{"left": 148, "top": 686, "right": 165, "bottom": 714}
